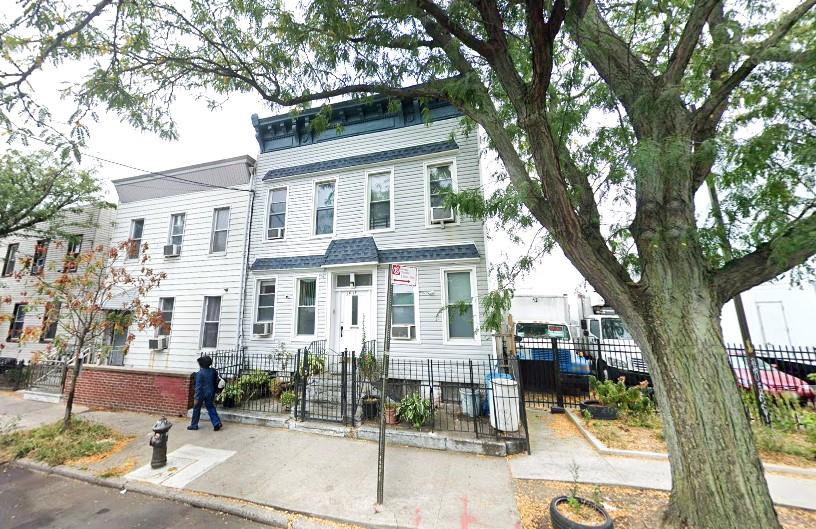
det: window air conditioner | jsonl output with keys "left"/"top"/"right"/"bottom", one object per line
{"left": 253, "top": 322, "right": 273, "bottom": 336}
{"left": 267, "top": 228, "right": 284, "bottom": 240}
{"left": 148, "top": 336, "right": 169, "bottom": 351}
{"left": 163, "top": 244, "right": 181, "bottom": 257}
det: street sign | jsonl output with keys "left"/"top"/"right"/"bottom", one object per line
{"left": 391, "top": 264, "right": 417, "bottom": 286}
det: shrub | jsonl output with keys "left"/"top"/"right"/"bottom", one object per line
{"left": 589, "top": 375, "right": 655, "bottom": 420}
{"left": 359, "top": 351, "right": 381, "bottom": 381}
{"left": 280, "top": 390, "right": 298, "bottom": 409}
{"left": 269, "top": 378, "right": 283, "bottom": 398}
{"left": 300, "top": 355, "right": 326, "bottom": 377}
{"left": 397, "top": 393, "right": 431, "bottom": 430}
{"left": 216, "top": 383, "right": 245, "bottom": 404}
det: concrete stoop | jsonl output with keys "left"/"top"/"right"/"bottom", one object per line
{"left": 21, "top": 389, "right": 63, "bottom": 404}
{"left": 189, "top": 407, "right": 527, "bottom": 456}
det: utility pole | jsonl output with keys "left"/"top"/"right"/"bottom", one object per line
{"left": 706, "top": 176, "right": 771, "bottom": 425}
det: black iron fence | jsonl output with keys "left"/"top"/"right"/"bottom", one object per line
{"left": 0, "top": 358, "right": 30, "bottom": 390}
{"left": 0, "top": 357, "right": 66, "bottom": 394}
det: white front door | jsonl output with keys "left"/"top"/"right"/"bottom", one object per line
{"left": 335, "top": 289, "right": 371, "bottom": 354}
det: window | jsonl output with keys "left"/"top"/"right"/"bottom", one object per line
{"left": 201, "top": 296, "right": 221, "bottom": 348}
{"left": 2, "top": 244, "right": 18, "bottom": 277}
{"left": 601, "top": 318, "right": 633, "bottom": 340}
{"left": 351, "top": 295, "right": 359, "bottom": 326}
{"left": 210, "top": 208, "right": 230, "bottom": 253}
{"left": 7, "top": 303, "right": 26, "bottom": 341}
{"left": 314, "top": 180, "right": 336, "bottom": 236}
{"left": 31, "top": 239, "right": 49, "bottom": 275}
{"left": 40, "top": 301, "right": 60, "bottom": 342}
{"left": 335, "top": 273, "right": 372, "bottom": 288}
{"left": 392, "top": 284, "right": 417, "bottom": 340}
{"left": 168, "top": 213, "right": 186, "bottom": 248}
{"left": 296, "top": 278, "right": 317, "bottom": 336}
{"left": 444, "top": 270, "right": 475, "bottom": 340}
{"left": 158, "top": 297, "right": 175, "bottom": 336}
{"left": 367, "top": 170, "right": 392, "bottom": 230}
{"left": 589, "top": 319, "right": 601, "bottom": 340}
{"left": 63, "top": 235, "right": 82, "bottom": 272}
{"left": 256, "top": 280, "right": 276, "bottom": 323}
{"left": 427, "top": 162, "right": 456, "bottom": 224}
{"left": 267, "top": 188, "right": 287, "bottom": 239}
{"left": 128, "top": 219, "right": 144, "bottom": 259}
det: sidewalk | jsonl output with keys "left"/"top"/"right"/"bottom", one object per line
{"left": 510, "top": 409, "right": 816, "bottom": 511}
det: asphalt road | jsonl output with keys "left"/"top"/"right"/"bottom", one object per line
{"left": 0, "top": 465, "right": 271, "bottom": 529}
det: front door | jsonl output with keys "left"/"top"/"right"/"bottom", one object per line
{"left": 335, "top": 290, "right": 371, "bottom": 354}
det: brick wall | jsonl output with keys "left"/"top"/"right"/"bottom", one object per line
{"left": 66, "top": 365, "right": 194, "bottom": 416}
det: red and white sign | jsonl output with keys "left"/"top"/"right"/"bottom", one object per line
{"left": 391, "top": 264, "right": 417, "bottom": 286}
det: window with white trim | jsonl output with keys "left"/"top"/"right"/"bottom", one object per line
{"left": 128, "top": 219, "right": 144, "bottom": 259}
{"left": 367, "top": 170, "right": 391, "bottom": 230}
{"left": 256, "top": 280, "right": 276, "bottom": 324}
{"left": 391, "top": 284, "right": 418, "bottom": 340}
{"left": 31, "top": 239, "right": 49, "bottom": 275}
{"left": 7, "top": 303, "right": 26, "bottom": 342}
{"left": 267, "top": 188, "right": 287, "bottom": 239}
{"left": 296, "top": 278, "right": 317, "bottom": 335}
{"left": 64, "top": 235, "right": 82, "bottom": 272}
{"left": 210, "top": 207, "right": 230, "bottom": 253}
{"left": 40, "top": 301, "right": 60, "bottom": 342}
{"left": 168, "top": 213, "right": 186, "bottom": 248}
{"left": 314, "top": 181, "right": 335, "bottom": 236}
{"left": 427, "top": 162, "right": 456, "bottom": 224}
{"left": 158, "top": 297, "right": 175, "bottom": 336}
{"left": 2, "top": 243, "right": 18, "bottom": 277}
{"left": 201, "top": 296, "right": 221, "bottom": 348}
{"left": 444, "top": 270, "right": 475, "bottom": 339}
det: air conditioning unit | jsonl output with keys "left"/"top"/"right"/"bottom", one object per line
{"left": 267, "top": 227, "right": 284, "bottom": 240}
{"left": 430, "top": 207, "right": 455, "bottom": 225}
{"left": 253, "top": 322, "right": 273, "bottom": 336}
{"left": 148, "top": 336, "right": 169, "bottom": 351}
{"left": 163, "top": 244, "right": 181, "bottom": 257}
{"left": 392, "top": 324, "right": 417, "bottom": 340}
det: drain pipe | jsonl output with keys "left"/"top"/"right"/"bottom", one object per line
{"left": 236, "top": 160, "right": 257, "bottom": 350}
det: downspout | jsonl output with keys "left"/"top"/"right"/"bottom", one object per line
{"left": 236, "top": 161, "right": 257, "bottom": 350}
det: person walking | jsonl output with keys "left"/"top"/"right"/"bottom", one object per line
{"left": 188, "top": 355, "right": 223, "bottom": 431}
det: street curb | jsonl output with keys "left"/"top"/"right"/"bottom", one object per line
{"left": 565, "top": 409, "right": 816, "bottom": 479}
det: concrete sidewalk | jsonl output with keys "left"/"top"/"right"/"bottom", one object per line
{"left": 0, "top": 390, "right": 87, "bottom": 431}
{"left": 510, "top": 409, "right": 816, "bottom": 511}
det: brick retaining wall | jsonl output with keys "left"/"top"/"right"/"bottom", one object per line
{"left": 65, "top": 365, "right": 194, "bottom": 416}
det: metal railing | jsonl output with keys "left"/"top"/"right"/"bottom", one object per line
{"left": 0, "top": 357, "right": 66, "bottom": 394}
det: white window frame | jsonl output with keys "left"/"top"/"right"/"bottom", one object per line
{"left": 209, "top": 207, "right": 231, "bottom": 254}
{"left": 265, "top": 186, "right": 289, "bottom": 241}
{"left": 7, "top": 302, "right": 26, "bottom": 342}
{"left": 423, "top": 158, "right": 460, "bottom": 228}
{"left": 311, "top": 177, "right": 338, "bottom": 238}
{"left": 128, "top": 219, "right": 144, "bottom": 259}
{"left": 364, "top": 167, "right": 395, "bottom": 233}
{"left": 157, "top": 297, "right": 175, "bottom": 337}
{"left": 63, "top": 235, "right": 83, "bottom": 272}
{"left": 40, "top": 301, "right": 60, "bottom": 343}
{"left": 3, "top": 243, "right": 18, "bottom": 277}
{"left": 293, "top": 276, "right": 318, "bottom": 338}
{"left": 200, "top": 296, "right": 222, "bottom": 349}
{"left": 167, "top": 212, "right": 186, "bottom": 249}
{"left": 440, "top": 266, "right": 479, "bottom": 345}
{"left": 254, "top": 278, "right": 277, "bottom": 337}
{"left": 391, "top": 277, "right": 421, "bottom": 343}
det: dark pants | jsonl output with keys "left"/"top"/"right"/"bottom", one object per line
{"left": 190, "top": 395, "right": 222, "bottom": 428}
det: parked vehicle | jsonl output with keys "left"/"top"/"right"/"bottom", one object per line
{"left": 729, "top": 354, "right": 815, "bottom": 402}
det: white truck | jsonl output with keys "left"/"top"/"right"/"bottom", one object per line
{"left": 507, "top": 293, "right": 650, "bottom": 382}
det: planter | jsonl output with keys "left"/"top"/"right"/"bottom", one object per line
{"left": 549, "top": 496, "right": 613, "bottom": 529}
{"left": 580, "top": 400, "right": 618, "bottom": 420}
{"left": 384, "top": 407, "right": 399, "bottom": 425}
{"left": 221, "top": 396, "right": 237, "bottom": 409}
{"left": 362, "top": 397, "right": 380, "bottom": 420}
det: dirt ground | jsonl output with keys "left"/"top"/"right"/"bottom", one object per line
{"left": 514, "top": 480, "right": 816, "bottom": 529}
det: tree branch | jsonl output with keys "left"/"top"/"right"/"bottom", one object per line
{"left": 662, "top": 0, "right": 721, "bottom": 86}
{"left": 694, "top": 0, "right": 816, "bottom": 127}
{"left": 713, "top": 213, "right": 816, "bottom": 304}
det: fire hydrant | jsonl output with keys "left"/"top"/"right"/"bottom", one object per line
{"left": 149, "top": 417, "right": 172, "bottom": 469}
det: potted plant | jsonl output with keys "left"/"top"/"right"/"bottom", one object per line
{"left": 581, "top": 376, "right": 621, "bottom": 420}
{"left": 550, "top": 465, "right": 613, "bottom": 529}
{"left": 362, "top": 395, "right": 380, "bottom": 420}
{"left": 383, "top": 402, "right": 399, "bottom": 425}
{"left": 280, "top": 390, "right": 298, "bottom": 411}
{"left": 397, "top": 393, "right": 431, "bottom": 430}
{"left": 216, "top": 383, "right": 244, "bottom": 408}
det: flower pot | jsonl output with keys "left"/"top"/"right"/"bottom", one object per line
{"left": 580, "top": 400, "right": 618, "bottom": 420}
{"left": 549, "top": 496, "right": 613, "bottom": 529}
{"left": 362, "top": 397, "right": 380, "bottom": 420}
{"left": 384, "top": 407, "right": 398, "bottom": 425}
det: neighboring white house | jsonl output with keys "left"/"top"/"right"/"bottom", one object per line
{"left": 111, "top": 156, "right": 254, "bottom": 370}
{"left": 0, "top": 207, "right": 115, "bottom": 360}
{"left": 243, "top": 97, "right": 493, "bottom": 360}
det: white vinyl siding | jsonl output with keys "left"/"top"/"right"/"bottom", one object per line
{"left": 210, "top": 208, "right": 230, "bottom": 253}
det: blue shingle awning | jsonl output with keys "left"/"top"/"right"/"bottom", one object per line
{"left": 378, "top": 244, "right": 480, "bottom": 263}
{"left": 263, "top": 140, "right": 458, "bottom": 181}
{"left": 251, "top": 255, "right": 324, "bottom": 271}
{"left": 324, "top": 237, "right": 379, "bottom": 266}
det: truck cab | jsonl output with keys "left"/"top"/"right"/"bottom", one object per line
{"left": 580, "top": 306, "right": 650, "bottom": 383}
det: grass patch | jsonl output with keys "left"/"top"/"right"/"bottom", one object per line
{"left": 97, "top": 457, "right": 139, "bottom": 478}
{"left": 0, "top": 418, "right": 126, "bottom": 466}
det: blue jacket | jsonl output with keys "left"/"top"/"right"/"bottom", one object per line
{"left": 194, "top": 367, "right": 218, "bottom": 400}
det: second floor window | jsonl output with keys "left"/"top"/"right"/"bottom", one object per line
{"left": 64, "top": 235, "right": 82, "bottom": 272}
{"left": 201, "top": 296, "right": 221, "bottom": 348}
{"left": 314, "top": 180, "right": 336, "bottom": 236}
{"left": 267, "top": 188, "right": 287, "bottom": 239}
{"left": 367, "top": 170, "right": 392, "bottom": 230}
{"left": 168, "top": 213, "right": 186, "bottom": 248}
{"left": 428, "top": 162, "right": 456, "bottom": 224}
{"left": 2, "top": 243, "right": 18, "bottom": 277}
{"left": 31, "top": 240, "right": 49, "bottom": 275}
{"left": 128, "top": 219, "right": 144, "bottom": 259}
{"left": 210, "top": 208, "right": 230, "bottom": 253}
{"left": 158, "top": 297, "right": 175, "bottom": 336}
{"left": 40, "top": 301, "right": 60, "bottom": 342}
{"left": 7, "top": 303, "right": 26, "bottom": 341}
